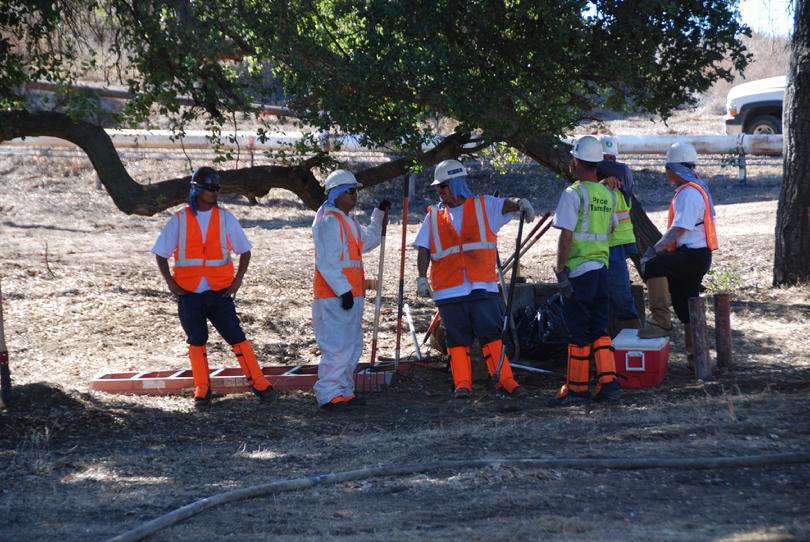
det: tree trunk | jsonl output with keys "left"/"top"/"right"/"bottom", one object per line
{"left": 774, "top": 0, "right": 810, "bottom": 285}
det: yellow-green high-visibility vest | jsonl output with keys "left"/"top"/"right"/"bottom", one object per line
{"left": 567, "top": 181, "right": 616, "bottom": 271}
{"left": 609, "top": 190, "right": 636, "bottom": 247}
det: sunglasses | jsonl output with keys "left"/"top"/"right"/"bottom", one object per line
{"left": 346, "top": 187, "right": 357, "bottom": 194}
{"left": 437, "top": 182, "right": 449, "bottom": 189}
{"left": 203, "top": 184, "right": 221, "bottom": 192}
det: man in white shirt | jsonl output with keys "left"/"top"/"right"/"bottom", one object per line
{"left": 639, "top": 142, "right": 718, "bottom": 364}
{"left": 311, "top": 169, "right": 389, "bottom": 412}
{"left": 153, "top": 167, "right": 275, "bottom": 408}
{"left": 414, "top": 159, "right": 535, "bottom": 404}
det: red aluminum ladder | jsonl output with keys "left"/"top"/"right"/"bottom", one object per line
{"left": 90, "top": 360, "right": 413, "bottom": 396}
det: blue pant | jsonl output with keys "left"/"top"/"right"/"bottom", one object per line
{"left": 562, "top": 267, "right": 609, "bottom": 346}
{"left": 608, "top": 243, "right": 639, "bottom": 320}
{"left": 437, "top": 291, "right": 504, "bottom": 348}
{"left": 178, "top": 290, "right": 246, "bottom": 346}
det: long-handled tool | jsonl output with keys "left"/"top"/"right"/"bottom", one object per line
{"left": 494, "top": 210, "right": 526, "bottom": 390}
{"left": 393, "top": 173, "right": 410, "bottom": 370}
{"left": 0, "top": 279, "right": 11, "bottom": 407}
{"left": 368, "top": 205, "right": 390, "bottom": 368}
{"left": 403, "top": 303, "right": 422, "bottom": 360}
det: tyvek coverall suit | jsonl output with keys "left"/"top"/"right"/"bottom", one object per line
{"left": 311, "top": 206, "right": 384, "bottom": 406}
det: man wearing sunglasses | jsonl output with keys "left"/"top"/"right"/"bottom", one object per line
{"left": 153, "top": 166, "right": 276, "bottom": 408}
{"left": 312, "top": 169, "right": 390, "bottom": 412}
{"left": 413, "top": 159, "right": 535, "bottom": 402}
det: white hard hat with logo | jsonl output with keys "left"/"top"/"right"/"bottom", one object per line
{"left": 570, "top": 135, "right": 604, "bottom": 163}
{"left": 599, "top": 135, "right": 619, "bottom": 158}
{"left": 666, "top": 142, "right": 699, "bottom": 164}
{"left": 324, "top": 169, "right": 361, "bottom": 192}
{"left": 431, "top": 159, "right": 467, "bottom": 185}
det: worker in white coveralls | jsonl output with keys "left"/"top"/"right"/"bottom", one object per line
{"left": 414, "top": 159, "right": 535, "bottom": 404}
{"left": 312, "top": 169, "right": 390, "bottom": 412}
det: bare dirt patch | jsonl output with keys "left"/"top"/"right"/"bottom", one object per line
{"left": 1, "top": 120, "right": 809, "bottom": 540}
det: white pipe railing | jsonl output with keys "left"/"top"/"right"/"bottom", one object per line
{"left": 1, "top": 130, "right": 784, "bottom": 155}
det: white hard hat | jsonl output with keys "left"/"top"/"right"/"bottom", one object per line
{"left": 324, "top": 169, "right": 360, "bottom": 192}
{"left": 431, "top": 159, "right": 467, "bottom": 185}
{"left": 599, "top": 135, "right": 619, "bottom": 157}
{"left": 570, "top": 135, "right": 603, "bottom": 163}
{"left": 666, "top": 142, "right": 699, "bottom": 164}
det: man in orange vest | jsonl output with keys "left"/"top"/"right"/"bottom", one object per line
{"left": 414, "top": 159, "right": 535, "bottom": 402}
{"left": 639, "top": 142, "right": 718, "bottom": 365}
{"left": 153, "top": 167, "right": 276, "bottom": 408}
{"left": 312, "top": 169, "right": 389, "bottom": 412}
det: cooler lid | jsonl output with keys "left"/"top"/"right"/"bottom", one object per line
{"left": 612, "top": 328, "right": 669, "bottom": 350}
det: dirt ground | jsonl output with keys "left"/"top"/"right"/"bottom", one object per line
{"left": 1, "top": 111, "right": 810, "bottom": 541}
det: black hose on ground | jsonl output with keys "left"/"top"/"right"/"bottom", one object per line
{"left": 107, "top": 452, "right": 810, "bottom": 542}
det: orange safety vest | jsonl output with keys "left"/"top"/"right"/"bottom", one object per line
{"left": 313, "top": 210, "right": 365, "bottom": 299}
{"left": 428, "top": 195, "right": 498, "bottom": 292}
{"left": 667, "top": 182, "right": 719, "bottom": 252}
{"left": 172, "top": 207, "right": 235, "bottom": 291}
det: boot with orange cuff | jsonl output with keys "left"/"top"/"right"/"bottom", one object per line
{"left": 448, "top": 345, "right": 473, "bottom": 399}
{"left": 232, "top": 340, "right": 277, "bottom": 403}
{"left": 189, "top": 345, "right": 212, "bottom": 408}
{"left": 547, "top": 344, "right": 591, "bottom": 407}
{"left": 481, "top": 339, "right": 526, "bottom": 398}
{"left": 592, "top": 335, "right": 621, "bottom": 402}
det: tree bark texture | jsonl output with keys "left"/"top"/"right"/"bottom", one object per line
{"left": 0, "top": 111, "right": 479, "bottom": 215}
{"left": 774, "top": 0, "right": 810, "bottom": 285}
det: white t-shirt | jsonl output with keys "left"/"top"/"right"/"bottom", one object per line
{"left": 671, "top": 186, "right": 708, "bottom": 249}
{"left": 413, "top": 196, "right": 513, "bottom": 301}
{"left": 552, "top": 184, "right": 618, "bottom": 278}
{"left": 152, "top": 207, "right": 252, "bottom": 293}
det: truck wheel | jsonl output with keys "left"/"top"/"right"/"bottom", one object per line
{"left": 745, "top": 115, "right": 781, "bottom": 135}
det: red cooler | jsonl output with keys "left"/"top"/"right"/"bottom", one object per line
{"left": 612, "top": 329, "right": 670, "bottom": 388}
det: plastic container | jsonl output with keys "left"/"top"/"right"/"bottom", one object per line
{"left": 612, "top": 329, "right": 670, "bottom": 388}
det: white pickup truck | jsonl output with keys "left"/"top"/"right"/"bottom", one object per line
{"left": 723, "top": 75, "right": 786, "bottom": 135}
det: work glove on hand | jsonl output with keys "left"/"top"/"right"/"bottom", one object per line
{"left": 416, "top": 277, "right": 432, "bottom": 298}
{"left": 340, "top": 291, "right": 354, "bottom": 311}
{"left": 554, "top": 269, "right": 574, "bottom": 300}
{"left": 640, "top": 247, "right": 657, "bottom": 277}
{"left": 518, "top": 198, "right": 536, "bottom": 223}
{"left": 378, "top": 199, "right": 392, "bottom": 212}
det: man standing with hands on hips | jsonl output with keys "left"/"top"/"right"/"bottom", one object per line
{"left": 414, "top": 159, "right": 535, "bottom": 403}
{"left": 311, "top": 169, "right": 390, "bottom": 412}
{"left": 153, "top": 166, "right": 276, "bottom": 408}
{"left": 550, "top": 136, "right": 621, "bottom": 406}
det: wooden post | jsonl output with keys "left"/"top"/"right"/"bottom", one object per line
{"left": 714, "top": 293, "right": 733, "bottom": 369}
{"left": 688, "top": 297, "right": 712, "bottom": 380}
{"left": 0, "top": 279, "right": 11, "bottom": 407}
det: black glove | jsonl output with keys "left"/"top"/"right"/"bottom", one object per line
{"left": 340, "top": 291, "right": 354, "bottom": 310}
{"left": 378, "top": 199, "right": 391, "bottom": 212}
{"left": 554, "top": 269, "right": 574, "bottom": 300}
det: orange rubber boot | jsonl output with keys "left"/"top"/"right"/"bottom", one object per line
{"left": 448, "top": 346, "right": 472, "bottom": 397}
{"left": 592, "top": 336, "right": 621, "bottom": 402}
{"left": 547, "top": 344, "right": 590, "bottom": 407}
{"left": 188, "top": 345, "right": 211, "bottom": 400}
{"left": 481, "top": 340, "right": 520, "bottom": 394}
{"left": 232, "top": 340, "right": 273, "bottom": 392}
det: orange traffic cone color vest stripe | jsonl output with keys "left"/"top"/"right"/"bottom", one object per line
{"left": 427, "top": 195, "right": 498, "bottom": 292}
{"left": 667, "top": 182, "right": 718, "bottom": 252}
{"left": 313, "top": 210, "right": 365, "bottom": 299}
{"left": 172, "top": 207, "right": 235, "bottom": 291}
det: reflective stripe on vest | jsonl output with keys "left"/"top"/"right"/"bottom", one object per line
{"left": 172, "top": 207, "right": 235, "bottom": 291}
{"left": 566, "top": 182, "right": 614, "bottom": 271}
{"left": 667, "top": 182, "right": 719, "bottom": 252}
{"left": 313, "top": 210, "right": 365, "bottom": 299}
{"left": 428, "top": 195, "right": 498, "bottom": 292}
{"left": 609, "top": 190, "right": 636, "bottom": 247}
